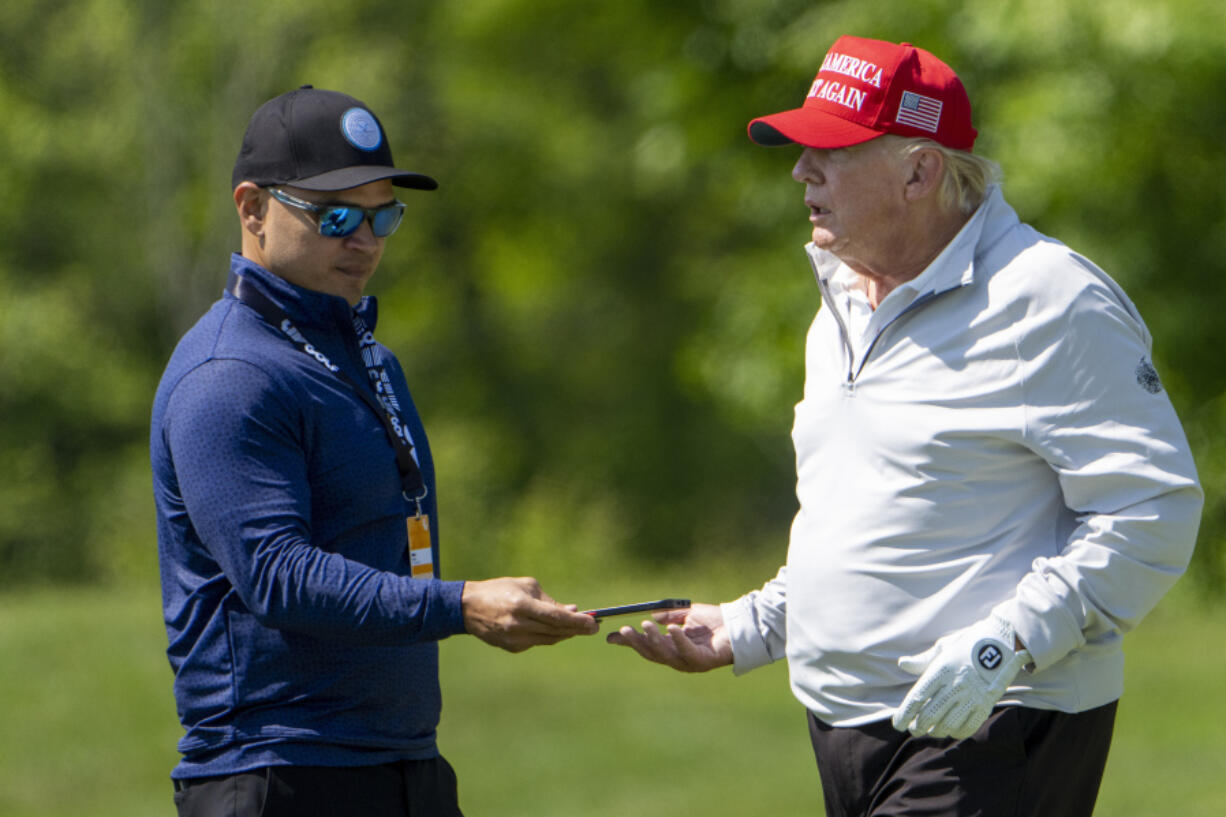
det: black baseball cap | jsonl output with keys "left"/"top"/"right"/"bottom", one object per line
{"left": 231, "top": 85, "right": 438, "bottom": 192}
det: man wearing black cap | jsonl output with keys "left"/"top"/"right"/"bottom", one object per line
{"left": 609, "top": 37, "right": 1201, "bottom": 816}
{"left": 151, "top": 86, "right": 598, "bottom": 817}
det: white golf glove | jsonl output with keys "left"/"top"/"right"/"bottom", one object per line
{"left": 892, "top": 613, "right": 1030, "bottom": 740}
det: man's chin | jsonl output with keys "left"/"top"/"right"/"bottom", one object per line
{"left": 810, "top": 229, "right": 838, "bottom": 251}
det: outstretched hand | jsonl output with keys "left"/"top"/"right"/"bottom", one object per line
{"left": 462, "top": 577, "right": 599, "bottom": 653}
{"left": 605, "top": 602, "right": 732, "bottom": 673}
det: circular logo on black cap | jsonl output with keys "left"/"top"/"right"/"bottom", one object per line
{"left": 977, "top": 643, "right": 1003, "bottom": 671}
{"left": 341, "top": 108, "right": 382, "bottom": 151}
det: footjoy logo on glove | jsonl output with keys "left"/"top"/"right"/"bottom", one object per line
{"left": 977, "top": 643, "right": 1003, "bottom": 671}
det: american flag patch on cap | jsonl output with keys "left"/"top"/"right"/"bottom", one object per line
{"left": 896, "top": 91, "right": 942, "bottom": 133}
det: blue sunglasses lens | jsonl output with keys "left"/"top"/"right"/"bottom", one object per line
{"left": 317, "top": 204, "right": 404, "bottom": 238}
{"left": 370, "top": 206, "right": 404, "bottom": 238}
{"left": 318, "top": 208, "right": 365, "bottom": 237}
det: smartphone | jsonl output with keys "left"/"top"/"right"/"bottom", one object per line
{"left": 581, "top": 598, "right": 691, "bottom": 620}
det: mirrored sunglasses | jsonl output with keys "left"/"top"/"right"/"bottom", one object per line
{"left": 268, "top": 187, "right": 406, "bottom": 238}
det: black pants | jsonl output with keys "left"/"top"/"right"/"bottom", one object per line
{"left": 172, "top": 756, "right": 463, "bottom": 817}
{"left": 808, "top": 703, "right": 1117, "bottom": 817}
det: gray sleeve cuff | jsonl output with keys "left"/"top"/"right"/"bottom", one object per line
{"left": 721, "top": 590, "right": 787, "bottom": 676}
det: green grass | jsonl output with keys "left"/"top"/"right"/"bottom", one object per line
{"left": 1, "top": 576, "right": 1222, "bottom": 816}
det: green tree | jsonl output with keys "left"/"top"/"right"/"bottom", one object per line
{"left": 0, "top": 0, "right": 1221, "bottom": 597}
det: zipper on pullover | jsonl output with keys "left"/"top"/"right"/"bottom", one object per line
{"left": 813, "top": 263, "right": 954, "bottom": 390}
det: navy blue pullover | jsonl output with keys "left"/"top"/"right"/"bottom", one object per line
{"left": 151, "top": 255, "right": 467, "bottom": 779}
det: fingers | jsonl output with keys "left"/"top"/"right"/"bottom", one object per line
{"left": 605, "top": 602, "right": 733, "bottom": 673}
{"left": 894, "top": 647, "right": 941, "bottom": 732}
{"left": 517, "top": 598, "right": 599, "bottom": 632}
{"left": 607, "top": 620, "right": 681, "bottom": 668}
{"left": 892, "top": 694, "right": 921, "bottom": 733}
{"left": 606, "top": 618, "right": 728, "bottom": 673}
{"left": 494, "top": 629, "right": 585, "bottom": 653}
{"left": 462, "top": 577, "right": 599, "bottom": 653}
{"left": 897, "top": 646, "right": 936, "bottom": 676}
{"left": 940, "top": 702, "right": 982, "bottom": 741}
{"left": 474, "top": 618, "right": 592, "bottom": 653}
{"left": 503, "top": 578, "right": 594, "bottom": 631}
{"left": 911, "top": 685, "right": 957, "bottom": 736}
{"left": 893, "top": 674, "right": 935, "bottom": 732}
{"left": 642, "top": 620, "right": 680, "bottom": 661}
{"left": 667, "top": 623, "right": 710, "bottom": 667}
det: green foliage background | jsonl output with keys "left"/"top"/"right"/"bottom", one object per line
{"left": 1, "top": 1, "right": 1223, "bottom": 589}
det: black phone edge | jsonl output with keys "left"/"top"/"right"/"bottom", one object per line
{"left": 581, "top": 598, "right": 691, "bottom": 619}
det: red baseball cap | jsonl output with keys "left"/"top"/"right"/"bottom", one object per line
{"left": 748, "top": 36, "right": 977, "bottom": 151}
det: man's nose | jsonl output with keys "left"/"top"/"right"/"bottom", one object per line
{"left": 792, "top": 150, "right": 822, "bottom": 184}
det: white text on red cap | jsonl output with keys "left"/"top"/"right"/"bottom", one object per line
{"left": 806, "top": 51, "right": 884, "bottom": 113}
{"left": 818, "top": 51, "right": 884, "bottom": 87}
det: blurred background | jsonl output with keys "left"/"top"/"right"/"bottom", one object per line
{"left": 1, "top": 0, "right": 1223, "bottom": 815}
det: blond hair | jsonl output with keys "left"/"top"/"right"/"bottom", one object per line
{"left": 879, "top": 135, "right": 1002, "bottom": 214}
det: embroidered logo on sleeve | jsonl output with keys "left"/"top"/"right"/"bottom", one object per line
{"left": 1135, "top": 357, "right": 1163, "bottom": 394}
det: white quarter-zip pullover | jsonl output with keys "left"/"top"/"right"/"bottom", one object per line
{"left": 723, "top": 186, "right": 1202, "bottom": 726}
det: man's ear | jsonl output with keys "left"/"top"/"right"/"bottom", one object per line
{"left": 904, "top": 147, "right": 945, "bottom": 202}
{"left": 234, "top": 182, "right": 267, "bottom": 240}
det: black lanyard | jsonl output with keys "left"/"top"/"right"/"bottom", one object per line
{"left": 228, "top": 273, "right": 427, "bottom": 504}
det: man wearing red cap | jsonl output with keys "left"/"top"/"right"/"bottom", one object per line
{"left": 610, "top": 36, "right": 1201, "bottom": 816}
{"left": 152, "top": 87, "right": 598, "bottom": 816}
